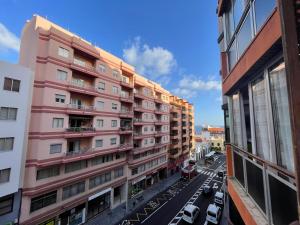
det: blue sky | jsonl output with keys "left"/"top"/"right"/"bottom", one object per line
{"left": 0, "top": 0, "right": 223, "bottom": 126}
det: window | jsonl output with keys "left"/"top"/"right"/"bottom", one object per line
{"left": 0, "top": 168, "right": 11, "bottom": 183}
{"left": 58, "top": 47, "right": 69, "bottom": 58}
{"left": 236, "top": 12, "right": 252, "bottom": 57}
{"left": 96, "top": 119, "right": 104, "bottom": 128}
{"left": 91, "top": 154, "right": 113, "bottom": 166}
{"left": 111, "top": 120, "right": 117, "bottom": 127}
{"left": 30, "top": 191, "right": 57, "bottom": 212}
{"left": 57, "top": 70, "right": 67, "bottom": 81}
{"left": 99, "top": 64, "right": 106, "bottom": 73}
{"left": 89, "top": 172, "right": 111, "bottom": 189}
{"left": 97, "top": 101, "right": 104, "bottom": 110}
{"left": 62, "top": 182, "right": 85, "bottom": 200}
{"left": 251, "top": 78, "right": 271, "bottom": 161}
{"left": 50, "top": 144, "right": 62, "bottom": 154}
{"left": 0, "top": 107, "right": 17, "bottom": 120}
{"left": 150, "top": 138, "right": 154, "bottom": 144}
{"left": 0, "top": 194, "right": 13, "bottom": 216}
{"left": 269, "top": 62, "right": 294, "bottom": 171}
{"left": 233, "top": 0, "right": 247, "bottom": 27}
{"left": 131, "top": 168, "right": 138, "bottom": 175}
{"left": 112, "top": 86, "right": 119, "bottom": 94}
{"left": 37, "top": 166, "right": 60, "bottom": 180}
{"left": 55, "top": 94, "right": 66, "bottom": 103}
{"left": 0, "top": 137, "right": 14, "bottom": 151}
{"left": 110, "top": 138, "right": 117, "bottom": 145}
{"left": 3, "top": 77, "right": 20, "bottom": 92}
{"left": 232, "top": 94, "right": 244, "bottom": 147}
{"left": 254, "top": 0, "right": 276, "bottom": 32}
{"left": 112, "top": 103, "right": 118, "bottom": 110}
{"left": 144, "top": 126, "right": 148, "bottom": 132}
{"left": 113, "top": 70, "right": 119, "bottom": 79}
{"left": 114, "top": 167, "right": 123, "bottom": 178}
{"left": 95, "top": 139, "right": 103, "bottom": 148}
{"left": 52, "top": 118, "right": 64, "bottom": 128}
{"left": 65, "top": 160, "right": 87, "bottom": 173}
{"left": 225, "top": 0, "right": 235, "bottom": 43}
{"left": 98, "top": 82, "right": 105, "bottom": 91}
{"left": 228, "top": 40, "right": 237, "bottom": 71}
{"left": 144, "top": 139, "right": 148, "bottom": 145}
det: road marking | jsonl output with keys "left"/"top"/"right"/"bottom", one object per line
{"left": 141, "top": 200, "right": 168, "bottom": 224}
{"left": 168, "top": 176, "right": 214, "bottom": 225}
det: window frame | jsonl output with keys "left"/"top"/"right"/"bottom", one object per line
{"left": 3, "top": 77, "right": 20, "bottom": 92}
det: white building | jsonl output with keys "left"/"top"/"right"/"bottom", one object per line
{"left": 0, "top": 61, "right": 33, "bottom": 224}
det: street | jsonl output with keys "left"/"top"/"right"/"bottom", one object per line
{"left": 117, "top": 154, "right": 226, "bottom": 225}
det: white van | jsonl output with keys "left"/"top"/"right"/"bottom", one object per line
{"left": 206, "top": 204, "right": 222, "bottom": 224}
{"left": 214, "top": 191, "right": 224, "bottom": 205}
{"left": 182, "top": 204, "right": 200, "bottom": 224}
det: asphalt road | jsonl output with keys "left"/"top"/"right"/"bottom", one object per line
{"left": 117, "top": 154, "right": 226, "bottom": 225}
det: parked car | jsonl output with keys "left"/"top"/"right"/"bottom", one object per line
{"left": 206, "top": 204, "right": 222, "bottom": 224}
{"left": 214, "top": 191, "right": 224, "bottom": 206}
{"left": 182, "top": 204, "right": 200, "bottom": 224}
{"left": 203, "top": 185, "right": 213, "bottom": 196}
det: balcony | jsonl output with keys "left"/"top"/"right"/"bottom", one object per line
{"left": 170, "top": 115, "right": 179, "bottom": 121}
{"left": 71, "top": 58, "right": 98, "bottom": 77}
{"left": 120, "top": 92, "right": 134, "bottom": 103}
{"left": 120, "top": 126, "right": 133, "bottom": 134}
{"left": 154, "top": 120, "right": 167, "bottom": 125}
{"left": 170, "top": 106, "right": 180, "bottom": 113}
{"left": 134, "top": 104, "right": 148, "bottom": 113}
{"left": 120, "top": 80, "right": 133, "bottom": 89}
{"left": 119, "top": 109, "right": 133, "bottom": 118}
{"left": 118, "top": 143, "right": 133, "bottom": 152}
{"left": 68, "top": 80, "right": 98, "bottom": 96}
{"left": 65, "top": 127, "right": 96, "bottom": 138}
{"left": 154, "top": 96, "right": 163, "bottom": 104}
{"left": 228, "top": 144, "right": 298, "bottom": 225}
{"left": 154, "top": 108, "right": 166, "bottom": 115}
{"left": 133, "top": 118, "right": 150, "bottom": 125}
{"left": 67, "top": 104, "right": 95, "bottom": 113}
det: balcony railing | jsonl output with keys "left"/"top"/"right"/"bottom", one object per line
{"left": 230, "top": 144, "right": 298, "bottom": 225}
{"left": 66, "top": 127, "right": 96, "bottom": 132}
{"left": 120, "top": 126, "right": 132, "bottom": 131}
{"left": 65, "top": 146, "right": 92, "bottom": 157}
{"left": 67, "top": 104, "right": 95, "bottom": 111}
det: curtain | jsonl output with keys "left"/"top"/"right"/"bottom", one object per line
{"left": 269, "top": 62, "right": 294, "bottom": 171}
{"left": 251, "top": 78, "right": 271, "bottom": 161}
{"left": 232, "top": 94, "right": 243, "bottom": 147}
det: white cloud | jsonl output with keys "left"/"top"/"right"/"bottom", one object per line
{"left": 0, "top": 23, "right": 20, "bottom": 52}
{"left": 172, "top": 75, "right": 222, "bottom": 99}
{"left": 123, "top": 37, "right": 176, "bottom": 81}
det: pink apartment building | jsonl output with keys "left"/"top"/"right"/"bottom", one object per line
{"left": 18, "top": 15, "right": 194, "bottom": 225}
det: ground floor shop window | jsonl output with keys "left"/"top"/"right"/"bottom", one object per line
{"left": 87, "top": 192, "right": 110, "bottom": 220}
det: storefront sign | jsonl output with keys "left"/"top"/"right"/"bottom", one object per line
{"left": 88, "top": 188, "right": 112, "bottom": 201}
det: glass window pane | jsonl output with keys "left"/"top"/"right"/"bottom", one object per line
{"left": 233, "top": 151, "right": 244, "bottom": 187}
{"left": 226, "top": 0, "right": 235, "bottom": 44}
{"left": 269, "top": 174, "right": 298, "bottom": 225}
{"left": 8, "top": 108, "right": 17, "bottom": 120}
{"left": 237, "top": 12, "right": 252, "bottom": 57}
{"left": 251, "top": 78, "right": 271, "bottom": 161}
{"left": 232, "top": 94, "right": 243, "bottom": 147}
{"left": 12, "top": 80, "right": 20, "bottom": 92}
{"left": 3, "top": 78, "right": 12, "bottom": 91}
{"left": 254, "top": 0, "right": 276, "bottom": 32}
{"left": 0, "top": 107, "right": 8, "bottom": 120}
{"left": 228, "top": 40, "right": 237, "bottom": 71}
{"left": 233, "top": 0, "right": 246, "bottom": 26}
{"left": 269, "top": 62, "right": 294, "bottom": 171}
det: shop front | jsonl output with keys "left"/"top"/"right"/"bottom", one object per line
{"left": 59, "top": 204, "right": 86, "bottom": 225}
{"left": 87, "top": 188, "right": 111, "bottom": 220}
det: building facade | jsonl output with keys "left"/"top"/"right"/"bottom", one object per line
{"left": 18, "top": 15, "right": 194, "bottom": 225}
{"left": 168, "top": 96, "right": 195, "bottom": 173}
{"left": 0, "top": 61, "right": 33, "bottom": 225}
{"left": 217, "top": 0, "right": 300, "bottom": 224}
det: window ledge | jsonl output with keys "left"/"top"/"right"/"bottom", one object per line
{"left": 228, "top": 178, "right": 268, "bottom": 225}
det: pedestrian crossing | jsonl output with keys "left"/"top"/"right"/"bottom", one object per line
{"left": 197, "top": 169, "right": 217, "bottom": 177}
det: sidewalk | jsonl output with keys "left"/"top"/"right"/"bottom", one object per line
{"left": 85, "top": 173, "right": 181, "bottom": 225}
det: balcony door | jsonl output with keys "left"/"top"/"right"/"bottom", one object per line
{"left": 69, "top": 140, "right": 81, "bottom": 153}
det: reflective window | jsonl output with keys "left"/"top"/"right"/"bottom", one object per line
{"left": 228, "top": 40, "right": 237, "bottom": 71}
{"left": 254, "top": 0, "right": 276, "bottom": 32}
{"left": 233, "top": 0, "right": 247, "bottom": 27}
{"left": 226, "top": 0, "right": 235, "bottom": 43}
{"left": 237, "top": 12, "right": 252, "bottom": 57}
